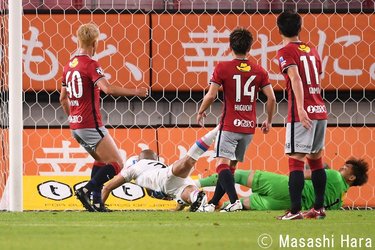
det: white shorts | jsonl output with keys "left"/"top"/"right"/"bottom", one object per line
{"left": 132, "top": 166, "right": 196, "bottom": 204}
{"left": 285, "top": 120, "right": 327, "bottom": 154}
{"left": 161, "top": 166, "right": 196, "bottom": 205}
{"left": 214, "top": 130, "right": 253, "bottom": 162}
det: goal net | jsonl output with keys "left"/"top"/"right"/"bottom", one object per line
{"left": 0, "top": 0, "right": 374, "bottom": 210}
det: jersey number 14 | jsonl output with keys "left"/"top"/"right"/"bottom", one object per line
{"left": 233, "top": 74, "right": 256, "bottom": 103}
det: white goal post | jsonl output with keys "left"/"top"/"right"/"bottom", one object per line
{"left": 8, "top": 0, "right": 23, "bottom": 212}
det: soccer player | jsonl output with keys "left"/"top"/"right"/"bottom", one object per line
{"left": 196, "top": 28, "right": 276, "bottom": 212}
{"left": 196, "top": 158, "right": 369, "bottom": 214}
{"left": 276, "top": 11, "right": 328, "bottom": 219}
{"left": 59, "top": 23, "right": 148, "bottom": 212}
{"left": 101, "top": 127, "right": 219, "bottom": 211}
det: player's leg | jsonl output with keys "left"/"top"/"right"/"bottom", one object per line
{"left": 172, "top": 126, "right": 219, "bottom": 178}
{"left": 90, "top": 161, "right": 106, "bottom": 206}
{"left": 280, "top": 122, "right": 316, "bottom": 220}
{"left": 219, "top": 133, "right": 252, "bottom": 212}
{"left": 179, "top": 185, "right": 207, "bottom": 212}
{"left": 71, "top": 128, "right": 110, "bottom": 211}
{"left": 85, "top": 133, "right": 123, "bottom": 193}
{"left": 304, "top": 120, "right": 327, "bottom": 218}
{"left": 196, "top": 169, "right": 252, "bottom": 188}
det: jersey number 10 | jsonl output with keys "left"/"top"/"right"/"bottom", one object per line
{"left": 65, "top": 70, "right": 83, "bottom": 98}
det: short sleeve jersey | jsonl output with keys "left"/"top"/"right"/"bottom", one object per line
{"left": 62, "top": 55, "right": 105, "bottom": 129}
{"left": 210, "top": 59, "right": 271, "bottom": 134}
{"left": 121, "top": 159, "right": 169, "bottom": 191}
{"left": 277, "top": 42, "right": 328, "bottom": 122}
{"left": 302, "top": 169, "right": 349, "bottom": 210}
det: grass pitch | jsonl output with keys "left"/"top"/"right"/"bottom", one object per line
{"left": 0, "top": 210, "right": 374, "bottom": 250}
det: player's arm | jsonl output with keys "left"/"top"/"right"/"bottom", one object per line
{"left": 260, "top": 85, "right": 276, "bottom": 134}
{"left": 102, "top": 174, "right": 127, "bottom": 203}
{"left": 197, "top": 83, "right": 220, "bottom": 126}
{"left": 287, "top": 66, "right": 312, "bottom": 129}
{"left": 96, "top": 78, "right": 148, "bottom": 97}
{"left": 59, "top": 86, "right": 70, "bottom": 115}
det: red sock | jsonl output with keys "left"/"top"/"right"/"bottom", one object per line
{"left": 216, "top": 164, "right": 230, "bottom": 174}
{"left": 289, "top": 158, "right": 305, "bottom": 172}
{"left": 109, "top": 162, "right": 122, "bottom": 174}
{"left": 307, "top": 157, "right": 323, "bottom": 171}
{"left": 94, "top": 161, "right": 106, "bottom": 167}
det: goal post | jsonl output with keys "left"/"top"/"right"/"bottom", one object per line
{"left": 8, "top": 0, "right": 23, "bottom": 212}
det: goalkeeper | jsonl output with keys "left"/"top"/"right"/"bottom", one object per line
{"left": 196, "top": 158, "right": 368, "bottom": 211}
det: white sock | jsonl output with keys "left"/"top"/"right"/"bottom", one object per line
{"left": 187, "top": 126, "right": 219, "bottom": 160}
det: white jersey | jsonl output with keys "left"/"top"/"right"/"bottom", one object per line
{"left": 120, "top": 159, "right": 196, "bottom": 200}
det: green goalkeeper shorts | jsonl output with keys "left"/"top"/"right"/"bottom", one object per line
{"left": 249, "top": 170, "right": 291, "bottom": 210}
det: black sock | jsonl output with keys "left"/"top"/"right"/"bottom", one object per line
{"left": 289, "top": 170, "right": 304, "bottom": 214}
{"left": 218, "top": 169, "right": 238, "bottom": 204}
{"left": 311, "top": 169, "right": 327, "bottom": 210}
{"left": 91, "top": 165, "right": 102, "bottom": 203}
{"left": 209, "top": 182, "right": 225, "bottom": 205}
{"left": 85, "top": 165, "right": 116, "bottom": 193}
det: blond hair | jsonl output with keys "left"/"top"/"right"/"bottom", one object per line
{"left": 77, "top": 23, "right": 99, "bottom": 48}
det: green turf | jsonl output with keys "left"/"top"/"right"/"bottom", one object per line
{"left": 0, "top": 210, "right": 374, "bottom": 250}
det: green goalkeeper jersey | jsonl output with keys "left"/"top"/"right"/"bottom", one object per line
{"left": 302, "top": 169, "right": 349, "bottom": 210}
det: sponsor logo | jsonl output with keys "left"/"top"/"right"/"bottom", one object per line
{"left": 69, "top": 58, "right": 78, "bottom": 68}
{"left": 68, "top": 115, "right": 83, "bottom": 123}
{"left": 236, "top": 62, "right": 251, "bottom": 72}
{"left": 307, "top": 105, "right": 327, "bottom": 114}
{"left": 111, "top": 183, "right": 145, "bottom": 201}
{"left": 37, "top": 181, "right": 73, "bottom": 201}
{"left": 96, "top": 67, "right": 104, "bottom": 76}
{"left": 298, "top": 44, "right": 311, "bottom": 53}
{"left": 295, "top": 143, "right": 312, "bottom": 150}
{"left": 233, "top": 119, "right": 255, "bottom": 128}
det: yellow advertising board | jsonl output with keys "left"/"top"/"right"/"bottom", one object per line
{"left": 23, "top": 176, "right": 177, "bottom": 211}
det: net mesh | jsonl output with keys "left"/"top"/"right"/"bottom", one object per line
{"left": 0, "top": 0, "right": 374, "bottom": 210}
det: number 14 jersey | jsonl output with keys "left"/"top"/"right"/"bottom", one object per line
{"left": 210, "top": 58, "right": 271, "bottom": 134}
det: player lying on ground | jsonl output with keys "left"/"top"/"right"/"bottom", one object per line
{"left": 196, "top": 157, "right": 368, "bottom": 215}
{"left": 101, "top": 127, "right": 219, "bottom": 212}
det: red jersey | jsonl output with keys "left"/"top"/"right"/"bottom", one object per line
{"left": 62, "top": 55, "right": 105, "bottom": 130}
{"left": 277, "top": 42, "right": 328, "bottom": 122}
{"left": 211, "top": 59, "right": 270, "bottom": 134}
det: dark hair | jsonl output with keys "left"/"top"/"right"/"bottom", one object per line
{"left": 230, "top": 28, "right": 253, "bottom": 55}
{"left": 346, "top": 157, "right": 369, "bottom": 186}
{"left": 277, "top": 10, "right": 302, "bottom": 37}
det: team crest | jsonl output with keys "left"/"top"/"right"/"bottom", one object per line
{"left": 96, "top": 67, "right": 104, "bottom": 76}
{"left": 298, "top": 44, "right": 311, "bottom": 53}
{"left": 236, "top": 63, "right": 251, "bottom": 72}
{"left": 69, "top": 58, "right": 79, "bottom": 68}
{"left": 279, "top": 56, "right": 286, "bottom": 67}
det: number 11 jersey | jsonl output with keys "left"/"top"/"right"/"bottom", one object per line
{"left": 277, "top": 42, "right": 327, "bottom": 122}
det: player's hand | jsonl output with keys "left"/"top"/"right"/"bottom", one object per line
{"left": 260, "top": 120, "right": 271, "bottom": 134}
{"left": 136, "top": 87, "right": 149, "bottom": 97}
{"left": 298, "top": 108, "right": 312, "bottom": 129}
{"left": 197, "top": 112, "right": 206, "bottom": 126}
